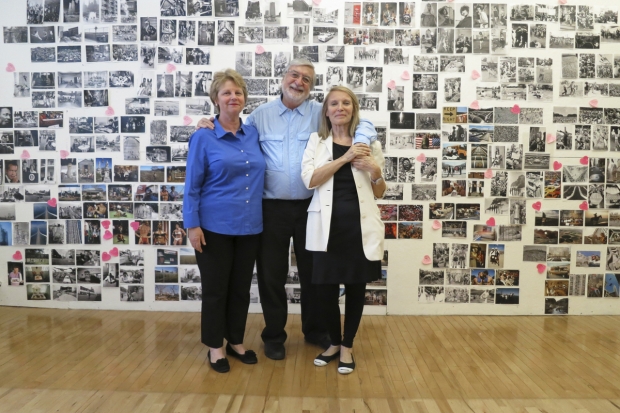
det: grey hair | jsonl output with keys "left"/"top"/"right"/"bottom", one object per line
{"left": 284, "top": 58, "right": 316, "bottom": 89}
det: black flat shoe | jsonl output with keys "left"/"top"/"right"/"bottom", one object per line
{"left": 338, "top": 355, "right": 355, "bottom": 375}
{"left": 264, "top": 342, "right": 285, "bottom": 360}
{"left": 314, "top": 350, "right": 340, "bottom": 367}
{"left": 226, "top": 343, "right": 258, "bottom": 364}
{"left": 207, "top": 350, "right": 230, "bottom": 373}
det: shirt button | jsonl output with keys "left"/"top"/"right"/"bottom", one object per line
{"left": 246, "top": 200, "right": 249, "bottom": 203}
{"left": 360, "top": 199, "right": 365, "bottom": 203}
{"left": 246, "top": 187, "right": 249, "bottom": 190}
{"left": 246, "top": 174, "right": 249, "bottom": 176}
{"left": 246, "top": 161, "right": 249, "bottom": 164}
{"left": 241, "top": 150, "right": 244, "bottom": 152}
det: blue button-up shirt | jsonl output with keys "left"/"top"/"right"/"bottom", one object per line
{"left": 183, "top": 118, "right": 265, "bottom": 235}
{"left": 246, "top": 97, "right": 377, "bottom": 200}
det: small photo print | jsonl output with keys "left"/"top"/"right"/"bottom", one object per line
{"left": 470, "top": 288, "right": 495, "bottom": 303}
{"left": 121, "top": 285, "right": 144, "bottom": 301}
{"left": 419, "top": 269, "right": 444, "bottom": 285}
{"left": 496, "top": 288, "right": 519, "bottom": 304}
{"left": 181, "top": 285, "right": 202, "bottom": 300}
{"left": 155, "top": 284, "right": 179, "bottom": 301}
{"left": 545, "top": 298, "right": 568, "bottom": 314}
{"left": 418, "top": 286, "right": 443, "bottom": 303}
{"left": 27, "top": 284, "right": 51, "bottom": 300}
{"left": 471, "top": 269, "right": 494, "bottom": 285}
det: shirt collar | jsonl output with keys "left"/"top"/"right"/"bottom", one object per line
{"left": 277, "top": 95, "right": 308, "bottom": 116}
{"left": 213, "top": 116, "right": 247, "bottom": 139}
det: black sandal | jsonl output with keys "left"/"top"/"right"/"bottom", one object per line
{"left": 207, "top": 350, "right": 230, "bottom": 373}
{"left": 226, "top": 343, "right": 258, "bottom": 364}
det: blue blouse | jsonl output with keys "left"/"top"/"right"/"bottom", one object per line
{"left": 183, "top": 118, "right": 265, "bottom": 235}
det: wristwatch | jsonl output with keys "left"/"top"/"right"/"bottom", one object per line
{"left": 371, "top": 176, "right": 384, "bottom": 185}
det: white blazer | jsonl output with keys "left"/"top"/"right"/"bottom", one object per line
{"left": 301, "top": 133, "right": 385, "bottom": 261}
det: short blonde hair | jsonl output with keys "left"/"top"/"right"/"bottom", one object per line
{"left": 318, "top": 86, "right": 360, "bottom": 139}
{"left": 209, "top": 69, "right": 248, "bottom": 114}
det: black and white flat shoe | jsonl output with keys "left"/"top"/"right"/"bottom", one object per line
{"left": 314, "top": 351, "right": 340, "bottom": 366}
{"left": 338, "top": 355, "right": 355, "bottom": 374}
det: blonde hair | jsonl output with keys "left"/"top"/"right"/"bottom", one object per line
{"left": 209, "top": 69, "right": 248, "bottom": 114}
{"left": 318, "top": 86, "right": 360, "bottom": 139}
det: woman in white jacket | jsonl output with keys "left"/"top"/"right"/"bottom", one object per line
{"left": 301, "top": 86, "right": 386, "bottom": 374}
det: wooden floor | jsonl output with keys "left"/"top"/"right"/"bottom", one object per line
{"left": 1, "top": 308, "right": 620, "bottom": 413}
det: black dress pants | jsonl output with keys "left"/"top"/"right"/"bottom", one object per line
{"left": 195, "top": 229, "right": 259, "bottom": 348}
{"left": 257, "top": 199, "right": 327, "bottom": 344}
{"left": 316, "top": 283, "right": 366, "bottom": 348}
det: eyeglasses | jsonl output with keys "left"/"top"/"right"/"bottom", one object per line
{"left": 287, "top": 70, "right": 313, "bottom": 86}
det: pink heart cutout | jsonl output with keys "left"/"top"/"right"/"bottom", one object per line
{"left": 580, "top": 156, "right": 589, "bottom": 165}
{"left": 102, "top": 252, "right": 111, "bottom": 262}
{"left": 558, "top": 0, "right": 567, "bottom": 4}
{"left": 469, "top": 100, "right": 480, "bottom": 110}
{"left": 255, "top": 45, "right": 265, "bottom": 54}
{"left": 432, "top": 220, "right": 441, "bottom": 230}
{"left": 59, "top": 150, "right": 69, "bottom": 159}
{"left": 47, "top": 198, "right": 57, "bottom": 208}
{"left": 101, "top": 220, "right": 111, "bottom": 229}
{"left": 589, "top": 99, "right": 598, "bottom": 108}
{"left": 400, "top": 70, "right": 410, "bottom": 80}
{"left": 484, "top": 169, "right": 493, "bottom": 179}
{"left": 416, "top": 153, "right": 426, "bottom": 162}
{"left": 166, "top": 63, "right": 176, "bottom": 74}
{"left": 510, "top": 104, "right": 521, "bottom": 114}
{"left": 12, "top": 251, "right": 22, "bottom": 260}
{"left": 105, "top": 106, "right": 115, "bottom": 116}
{"left": 386, "top": 80, "right": 396, "bottom": 90}
{"left": 553, "top": 161, "right": 562, "bottom": 171}
{"left": 20, "top": 150, "right": 30, "bottom": 160}
{"left": 546, "top": 133, "right": 556, "bottom": 144}
{"left": 447, "top": 0, "right": 454, "bottom": 2}
{"left": 537, "top": 264, "right": 546, "bottom": 274}
{"left": 183, "top": 115, "right": 192, "bottom": 126}
{"left": 130, "top": 221, "right": 140, "bottom": 231}
{"left": 6, "top": 63, "right": 15, "bottom": 72}
{"left": 422, "top": 255, "right": 432, "bottom": 265}
{"left": 312, "top": 0, "right": 321, "bottom": 5}
{"left": 532, "top": 201, "right": 542, "bottom": 211}
{"left": 471, "top": 70, "right": 480, "bottom": 80}
{"left": 579, "top": 201, "right": 589, "bottom": 211}
{"left": 486, "top": 217, "right": 496, "bottom": 227}
{"left": 110, "top": 247, "right": 119, "bottom": 257}
{"left": 103, "top": 230, "right": 113, "bottom": 240}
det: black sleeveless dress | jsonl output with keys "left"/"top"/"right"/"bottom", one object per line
{"left": 312, "top": 142, "right": 381, "bottom": 285}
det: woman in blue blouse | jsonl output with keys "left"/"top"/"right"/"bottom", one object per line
{"left": 183, "top": 69, "right": 265, "bottom": 373}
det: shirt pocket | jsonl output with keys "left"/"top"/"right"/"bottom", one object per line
{"left": 259, "top": 134, "right": 284, "bottom": 171}
{"left": 296, "top": 132, "right": 311, "bottom": 161}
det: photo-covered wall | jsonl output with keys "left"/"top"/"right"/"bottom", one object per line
{"left": 1, "top": 0, "right": 620, "bottom": 315}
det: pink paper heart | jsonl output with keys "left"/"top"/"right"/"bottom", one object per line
{"left": 312, "top": 0, "right": 321, "bottom": 5}
{"left": 416, "top": 153, "right": 426, "bottom": 162}
{"left": 166, "top": 63, "right": 176, "bottom": 74}
{"left": 5, "top": 63, "right": 15, "bottom": 72}
{"left": 532, "top": 201, "right": 542, "bottom": 211}
{"left": 553, "top": 161, "right": 562, "bottom": 171}
{"left": 537, "top": 264, "right": 546, "bottom": 274}
{"left": 589, "top": 99, "right": 598, "bottom": 108}
{"left": 101, "top": 220, "right": 111, "bottom": 229}
{"left": 12, "top": 251, "right": 22, "bottom": 260}
{"left": 422, "top": 255, "right": 432, "bottom": 265}
{"left": 110, "top": 247, "right": 119, "bottom": 257}
{"left": 47, "top": 198, "right": 57, "bottom": 207}
{"left": 469, "top": 100, "right": 480, "bottom": 110}
{"left": 471, "top": 70, "right": 480, "bottom": 80}
{"left": 255, "top": 45, "right": 265, "bottom": 54}
{"left": 103, "top": 230, "right": 113, "bottom": 240}
{"left": 183, "top": 115, "right": 192, "bottom": 126}
{"left": 546, "top": 133, "right": 556, "bottom": 144}
{"left": 387, "top": 80, "right": 396, "bottom": 90}
{"left": 510, "top": 104, "right": 521, "bottom": 114}
{"left": 447, "top": 0, "right": 454, "bottom": 2}
{"left": 580, "top": 156, "right": 589, "bottom": 165}
{"left": 130, "top": 221, "right": 140, "bottom": 231}
{"left": 432, "top": 220, "right": 441, "bottom": 230}
{"left": 59, "top": 150, "right": 69, "bottom": 159}
{"left": 558, "top": 0, "right": 567, "bottom": 4}
{"left": 400, "top": 70, "right": 410, "bottom": 80}
{"left": 102, "top": 252, "right": 111, "bottom": 262}
{"left": 484, "top": 169, "right": 493, "bottom": 179}
{"left": 20, "top": 150, "right": 30, "bottom": 159}
{"left": 105, "top": 106, "right": 115, "bottom": 116}
{"left": 579, "top": 201, "right": 589, "bottom": 211}
{"left": 486, "top": 217, "right": 496, "bottom": 227}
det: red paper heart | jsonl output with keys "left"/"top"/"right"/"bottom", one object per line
{"left": 130, "top": 221, "right": 140, "bottom": 231}
{"left": 532, "top": 201, "right": 542, "bottom": 211}
{"left": 105, "top": 106, "right": 115, "bottom": 116}
{"left": 416, "top": 153, "right": 426, "bottom": 162}
{"left": 12, "top": 251, "right": 22, "bottom": 260}
{"left": 110, "top": 247, "right": 119, "bottom": 257}
{"left": 386, "top": 80, "right": 396, "bottom": 90}
{"left": 580, "top": 156, "right": 589, "bottom": 165}
{"left": 102, "top": 252, "right": 111, "bottom": 262}
{"left": 59, "top": 150, "right": 69, "bottom": 159}
{"left": 432, "top": 220, "right": 441, "bottom": 230}
{"left": 471, "top": 70, "right": 480, "bottom": 80}
{"left": 5, "top": 63, "right": 15, "bottom": 72}
{"left": 553, "top": 161, "right": 562, "bottom": 171}
{"left": 47, "top": 198, "right": 57, "bottom": 207}
{"left": 101, "top": 220, "right": 110, "bottom": 229}
{"left": 103, "top": 230, "right": 113, "bottom": 240}
{"left": 510, "top": 104, "right": 521, "bottom": 114}
{"left": 422, "top": 255, "right": 432, "bottom": 265}
{"left": 469, "top": 100, "right": 480, "bottom": 110}
{"left": 400, "top": 70, "right": 410, "bottom": 80}
{"left": 183, "top": 115, "right": 192, "bottom": 126}
{"left": 579, "top": 201, "right": 589, "bottom": 211}
{"left": 486, "top": 217, "right": 496, "bottom": 226}
{"left": 537, "top": 264, "right": 546, "bottom": 274}
{"left": 20, "top": 150, "right": 30, "bottom": 159}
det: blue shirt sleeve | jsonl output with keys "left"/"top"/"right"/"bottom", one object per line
{"left": 182, "top": 129, "right": 208, "bottom": 229}
{"left": 353, "top": 118, "right": 377, "bottom": 145}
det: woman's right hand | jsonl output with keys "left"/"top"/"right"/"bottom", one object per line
{"left": 189, "top": 227, "right": 206, "bottom": 252}
{"left": 343, "top": 143, "right": 371, "bottom": 162}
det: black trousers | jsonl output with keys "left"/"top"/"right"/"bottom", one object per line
{"left": 195, "top": 229, "right": 259, "bottom": 348}
{"left": 317, "top": 283, "right": 366, "bottom": 348}
{"left": 257, "top": 199, "right": 327, "bottom": 344}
